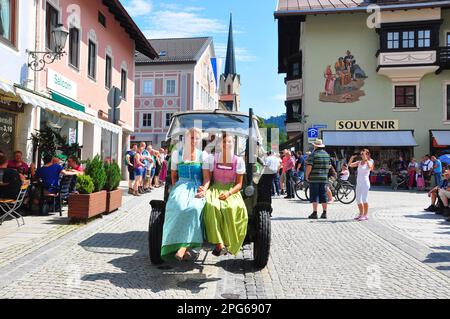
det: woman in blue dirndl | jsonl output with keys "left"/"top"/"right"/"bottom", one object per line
{"left": 161, "top": 128, "right": 208, "bottom": 261}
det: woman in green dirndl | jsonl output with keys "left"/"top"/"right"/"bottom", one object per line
{"left": 203, "top": 133, "right": 248, "bottom": 256}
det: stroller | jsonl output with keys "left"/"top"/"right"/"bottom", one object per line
{"left": 392, "top": 171, "right": 408, "bottom": 190}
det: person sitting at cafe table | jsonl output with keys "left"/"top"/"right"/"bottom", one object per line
{"left": 0, "top": 154, "right": 23, "bottom": 199}
{"left": 7, "top": 150, "right": 29, "bottom": 176}
{"left": 67, "top": 156, "right": 84, "bottom": 175}
{"left": 35, "top": 155, "right": 75, "bottom": 195}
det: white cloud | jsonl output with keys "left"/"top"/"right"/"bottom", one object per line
{"left": 124, "top": 0, "right": 152, "bottom": 17}
{"left": 215, "top": 43, "right": 257, "bottom": 63}
{"left": 142, "top": 5, "right": 226, "bottom": 39}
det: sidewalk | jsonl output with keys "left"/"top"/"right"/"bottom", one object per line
{"left": 0, "top": 182, "right": 141, "bottom": 268}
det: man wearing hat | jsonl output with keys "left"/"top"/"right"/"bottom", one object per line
{"left": 305, "top": 139, "right": 331, "bottom": 219}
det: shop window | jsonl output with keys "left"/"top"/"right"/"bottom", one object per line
{"left": 40, "top": 109, "right": 77, "bottom": 146}
{"left": 68, "top": 27, "right": 80, "bottom": 69}
{"left": 0, "top": 0, "right": 17, "bottom": 46}
{"left": 105, "top": 55, "right": 112, "bottom": 89}
{"left": 88, "top": 40, "right": 97, "bottom": 80}
{"left": 142, "top": 113, "right": 152, "bottom": 127}
{"left": 46, "top": 2, "right": 59, "bottom": 51}
{"left": 447, "top": 32, "right": 450, "bottom": 47}
{"left": 143, "top": 80, "right": 153, "bottom": 96}
{"left": 395, "top": 86, "right": 417, "bottom": 108}
{"left": 101, "top": 129, "right": 118, "bottom": 163}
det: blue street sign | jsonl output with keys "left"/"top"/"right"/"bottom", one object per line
{"left": 312, "top": 124, "right": 328, "bottom": 129}
{"left": 307, "top": 127, "right": 319, "bottom": 139}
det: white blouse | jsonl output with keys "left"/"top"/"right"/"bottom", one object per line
{"left": 203, "top": 153, "right": 246, "bottom": 174}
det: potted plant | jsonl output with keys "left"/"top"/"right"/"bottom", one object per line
{"left": 68, "top": 155, "right": 107, "bottom": 220}
{"left": 104, "top": 161, "right": 122, "bottom": 213}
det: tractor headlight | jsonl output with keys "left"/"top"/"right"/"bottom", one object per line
{"left": 245, "top": 186, "right": 255, "bottom": 197}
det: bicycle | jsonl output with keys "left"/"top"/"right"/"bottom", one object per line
{"left": 295, "top": 178, "right": 356, "bottom": 204}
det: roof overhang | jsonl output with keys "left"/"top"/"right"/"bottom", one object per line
{"left": 274, "top": 1, "right": 450, "bottom": 18}
{"left": 102, "top": 0, "right": 158, "bottom": 59}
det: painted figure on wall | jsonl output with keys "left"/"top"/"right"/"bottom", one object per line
{"left": 320, "top": 50, "right": 367, "bottom": 103}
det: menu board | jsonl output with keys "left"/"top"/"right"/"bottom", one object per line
{"left": 0, "top": 112, "right": 15, "bottom": 158}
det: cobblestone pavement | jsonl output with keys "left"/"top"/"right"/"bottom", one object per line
{"left": 1, "top": 186, "right": 450, "bottom": 299}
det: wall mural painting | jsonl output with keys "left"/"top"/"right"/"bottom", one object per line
{"left": 320, "top": 50, "right": 368, "bottom": 103}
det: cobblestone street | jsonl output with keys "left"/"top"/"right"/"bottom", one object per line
{"left": 1, "top": 186, "right": 450, "bottom": 299}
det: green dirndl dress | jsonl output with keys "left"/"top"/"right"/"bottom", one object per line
{"left": 203, "top": 154, "right": 248, "bottom": 256}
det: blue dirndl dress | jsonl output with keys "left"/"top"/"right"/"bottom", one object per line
{"left": 161, "top": 150, "right": 205, "bottom": 260}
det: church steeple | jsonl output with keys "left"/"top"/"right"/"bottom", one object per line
{"left": 224, "top": 13, "right": 236, "bottom": 77}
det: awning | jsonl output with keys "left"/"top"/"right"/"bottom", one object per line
{"left": 322, "top": 131, "right": 418, "bottom": 147}
{"left": 432, "top": 131, "right": 450, "bottom": 146}
{"left": 0, "top": 80, "right": 16, "bottom": 96}
{"left": 16, "top": 88, "right": 121, "bottom": 134}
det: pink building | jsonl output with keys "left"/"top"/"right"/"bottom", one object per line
{"left": 133, "top": 37, "right": 218, "bottom": 147}
{"left": 14, "top": 0, "right": 156, "bottom": 167}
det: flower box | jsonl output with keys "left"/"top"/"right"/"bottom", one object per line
{"left": 68, "top": 190, "right": 107, "bottom": 220}
{"left": 106, "top": 189, "right": 122, "bottom": 213}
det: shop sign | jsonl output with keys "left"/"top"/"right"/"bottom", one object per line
{"left": 286, "top": 79, "right": 303, "bottom": 101}
{"left": 336, "top": 120, "right": 399, "bottom": 131}
{"left": 69, "top": 128, "right": 77, "bottom": 145}
{"left": 47, "top": 69, "right": 77, "bottom": 100}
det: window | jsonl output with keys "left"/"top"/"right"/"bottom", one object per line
{"left": 101, "top": 129, "right": 118, "bottom": 163}
{"left": 395, "top": 86, "right": 417, "bottom": 108}
{"left": 98, "top": 11, "right": 106, "bottom": 27}
{"left": 0, "top": 0, "right": 16, "bottom": 46}
{"left": 165, "top": 113, "right": 172, "bottom": 127}
{"left": 387, "top": 32, "right": 399, "bottom": 49}
{"left": 88, "top": 40, "right": 97, "bottom": 79}
{"left": 105, "top": 55, "right": 112, "bottom": 89}
{"left": 46, "top": 2, "right": 59, "bottom": 50}
{"left": 292, "top": 62, "right": 300, "bottom": 77}
{"left": 143, "top": 80, "right": 153, "bottom": 96}
{"left": 227, "top": 84, "right": 231, "bottom": 95}
{"left": 447, "top": 32, "right": 450, "bottom": 47}
{"left": 142, "top": 113, "right": 152, "bottom": 127}
{"left": 121, "top": 69, "right": 127, "bottom": 100}
{"left": 418, "top": 30, "right": 431, "bottom": 48}
{"left": 166, "top": 79, "right": 176, "bottom": 95}
{"left": 68, "top": 27, "right": 80, "bottom": 68}
{"left": 402, "top": 31, "right": 414, "bottom": 49}
{"left": 446, "top": 85, "right": 450, "bottom": 121}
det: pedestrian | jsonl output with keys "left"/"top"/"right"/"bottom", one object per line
{"left": 306, "top": 139, "right": 331, "bottom": 219}
{"left": 265, "top": 151, "right": 281, "bottom": 197}
{"left": 139, "top": 142, "right": 151, "bottom": 193}
{"left": 407, "top": 158, "right": 418, "bottom": 189}
{"left": 349, "top": 149, "right": 374, "bottom": 221}
{"left": 145, "top": 145, "right": 154, "bottom": 191}
{"left": 280, "top": 152, "right": 287, "bottom": 195}
{"left": 431, "top": 155, "right": 443, "bottom": 189}
{"left": 421, "top": 155, "right": 433, "bottom": 190}
{"left": 327, "top": 164, "right": 338, "bottom": 202}
{"left": 296, "top": 151, "right": 306, "bottom": 181}
{"left": 125, "top": 144, "right": 137, "bottom": 194}
{"left": 153, "top": 150, "right": 162, "bottom": 187}
{"left": 283, "top": 149, "right": 296, "bottom": 199}
{"left": 159, "top": 148, "right": 168, "bottom": 185}
{"left": 132, "top": 145, "right": 145, "bottom": 196}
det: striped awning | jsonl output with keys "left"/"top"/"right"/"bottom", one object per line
{"left": 16, "top": 88, "right": 121, "bottom": 134}
{"left": 0, "top": 80, "right": 16, "bottom": 96}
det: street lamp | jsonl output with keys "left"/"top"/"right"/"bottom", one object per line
{"left": 28, "top": 24, "right": 69, "bottom": 72}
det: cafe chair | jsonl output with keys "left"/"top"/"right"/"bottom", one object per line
{"left": 0, "top": 180, "right": 30, "bottom": 227}
{"left": 43, "top": 175, "right": 73, "bottom": 216}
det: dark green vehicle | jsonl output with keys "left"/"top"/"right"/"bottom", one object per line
{"left": 148, "top": 108, "right": 272, "bottom": 269}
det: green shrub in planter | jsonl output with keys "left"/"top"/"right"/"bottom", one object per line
{"left": 85, "top": 155, "right": 107, "bottom": 192}
{"left": 104, "top": 161, "right": 121, "bottom": 191}
{"left": 76, "top": 175, "right": 95, "bottom": 194}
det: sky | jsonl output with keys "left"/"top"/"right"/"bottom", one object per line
{"left": 121, "top": 0, "right": 286, "bottom": 119}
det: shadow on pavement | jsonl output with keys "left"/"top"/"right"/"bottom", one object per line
{"left": 79, "top": 231, "right": 221, "bottom": 295}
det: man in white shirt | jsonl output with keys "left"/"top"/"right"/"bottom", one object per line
{"left": 422, "top": 155, "right": 434, "bottom": 190}
{"left": 265, "top": 151, "right": 281, "bottom": 197}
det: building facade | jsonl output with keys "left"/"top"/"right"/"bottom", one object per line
{"left": 276, "top": 0, "right": 450, "bottom": 173}
{"left": 133, "top": 37, "right": 218, "bottom": 147}
{"left": 0, "top": 0, "right": 37, "bottom": 159}
{"left": 0, "top": 0, "right": 157, "bottom": 172}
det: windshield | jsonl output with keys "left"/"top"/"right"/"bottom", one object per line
{"left": 167, "top": 113, "right": 259, "bottom": 139}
